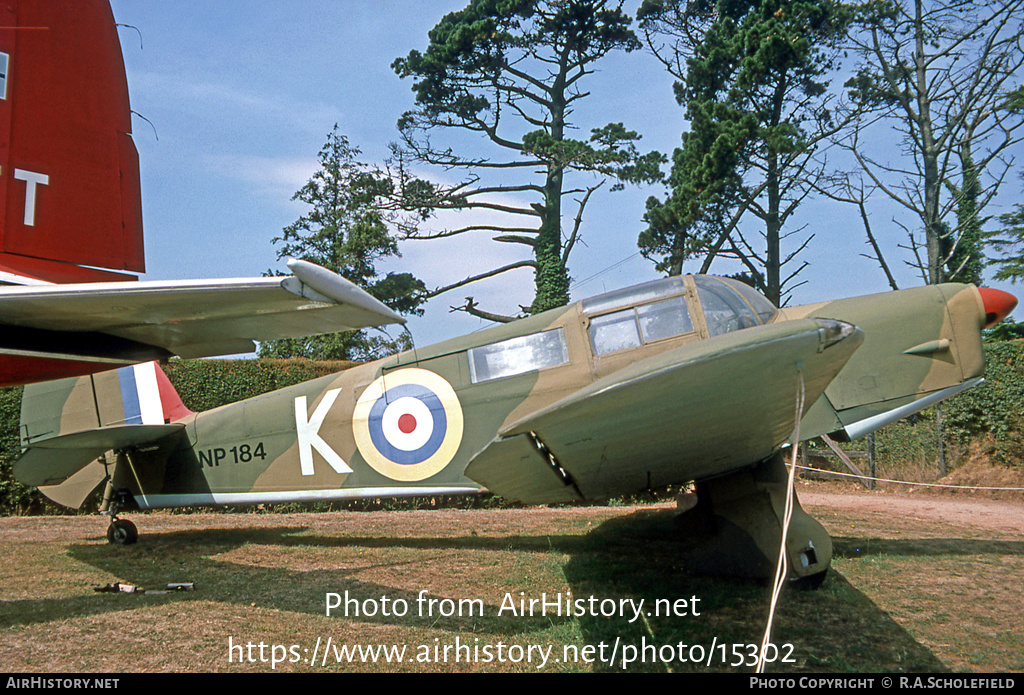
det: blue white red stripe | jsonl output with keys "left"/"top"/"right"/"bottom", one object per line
{"left": 116, "top": 361, "right": 166, "bottom": 425}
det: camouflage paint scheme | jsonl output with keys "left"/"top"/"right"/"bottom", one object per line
{"left": 15, "top": 275, "right": 1010, "bottom": 582}
{"left": 5, "top": 0, "right": 1016, "bottom": 582}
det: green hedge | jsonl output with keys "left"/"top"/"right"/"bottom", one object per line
{"left": 867, "top": 340, "right": 1024, "bottom": 471}
{"left": 939, "top": 340, "right": 1024, "bottom": 466}
{"left": 0, "top": 384, "right": 33, "bottom": 513}
{"left": 161, "top": 357, "right": 355, "bottom": 410}
{"left": 2, "top": 344, "right": 1023, "bottom": 515}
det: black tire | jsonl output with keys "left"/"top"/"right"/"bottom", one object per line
{"left": 792, "top": 568, "right": 828, "bottom": 591}
{"left": 106, "top": 519, "right": 138, "bottom": 545}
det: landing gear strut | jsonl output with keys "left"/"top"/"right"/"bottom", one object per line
{"left": 675, "top": 452, "right": 832, "bottom": 588}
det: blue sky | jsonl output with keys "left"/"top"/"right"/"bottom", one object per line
{"left": 107, "top": 1, "right": 1023, "bottom": 348}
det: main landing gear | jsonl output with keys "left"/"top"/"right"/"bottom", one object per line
{"left": 674, "top": 452, "right": 832, "bottom": 589}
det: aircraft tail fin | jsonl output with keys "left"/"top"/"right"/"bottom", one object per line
{"left": 14, "top": 362, "right": 191, "bottom": 500}
{"left": 20, "top": 362, "right": 190, "bottom": 445}
{"left": 0, "top": 0, "right": 143, "bottom": 285}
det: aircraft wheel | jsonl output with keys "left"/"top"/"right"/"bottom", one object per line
{"left": 107, "top": 519, "right": 138, "bottom": 545}
{"left": 792, "top": 569, "right": 828, "bottom": 591}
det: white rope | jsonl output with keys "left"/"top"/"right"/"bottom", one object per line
{"left": 756, "top": 370, "right": 804, "bottom": 673}
{"left": 796, "top": 464, "right": 1024, "bottom": 491}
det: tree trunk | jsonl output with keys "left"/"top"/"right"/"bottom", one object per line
{"left": 915, "top": 0, "right": 942, "bottom": 285}
{"left": 531, "top": 56, "right": 570, "bottom": 314}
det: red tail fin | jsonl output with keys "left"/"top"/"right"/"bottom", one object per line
{"left": 0, "top": 0, "right": 143, "bottom": 284}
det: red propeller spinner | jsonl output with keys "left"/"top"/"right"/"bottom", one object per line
{"left": 978, "top": 287, "right": 1018, "bottom": 328}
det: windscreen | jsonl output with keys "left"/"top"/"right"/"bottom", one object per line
{"left": 694, "top": 276, "right": 776, "bottom": 337}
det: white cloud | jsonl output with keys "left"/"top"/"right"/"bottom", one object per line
{"left": 204, "top": 153, "right": 319, "bottom": 203}
{"left": 130, "top": 69, "right": 343, "bottom": 137}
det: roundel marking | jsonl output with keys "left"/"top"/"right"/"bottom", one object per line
{"left": 352, "top": 368, "right": 464, "bottom": 482}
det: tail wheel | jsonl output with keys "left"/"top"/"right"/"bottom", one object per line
{"left": 106, "top": 518, "right": 138, "bottom": 545}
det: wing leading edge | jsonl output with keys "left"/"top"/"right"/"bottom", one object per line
{"left": 465, "top": 318, "right": 864, "bottom": 504}
{"left": 0, "top": 259, "right": 406, "bottom": 370}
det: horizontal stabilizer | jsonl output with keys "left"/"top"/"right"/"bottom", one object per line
{"left": 38, "top": 459, "right": 108, "bottom": 510}
{"left": 14, "top": 424, "right": 184, "bottom": 487}
{"left": 466, "top": 319, "right": 863, "bottom": 503}
{"left": 0, "top": 260, "right": 405, "bottom": 362}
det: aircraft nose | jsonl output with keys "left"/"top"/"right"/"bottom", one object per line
{"left": 978, "top": 287, "right": 1018, "bottom": 328}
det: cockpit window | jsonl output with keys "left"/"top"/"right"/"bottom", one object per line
{"left": 694, "top": 276, "right": 775, "bottom": 337}
{"left": 589, "top": 295, "right": 695, "bottom": 355}
{"left": 468, "top": 328, "right": 569, "bottom": 383}
{"left": 588, "top": 310, "right": 643, "bottom": 355}
{"left": 583, "top": 275, "right": 776, "bottom": 355}
{"left": 637, "top": 296, "right": 694, "bottom": 342}
{"left": 716, "top": 278, "right": 778, "bottom": 324}
{"left": 581, "top": 276, "right": 687, "bottom": 315}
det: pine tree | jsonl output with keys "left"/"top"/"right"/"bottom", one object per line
{"left": 259, "top": 127, "right": 424, "bottom": 361}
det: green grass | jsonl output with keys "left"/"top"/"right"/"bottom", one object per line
{"left": 0, "top": 502, "right": 1020, "bottom": 673}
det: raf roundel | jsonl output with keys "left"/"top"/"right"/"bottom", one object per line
{"left": 352, "top": 368, "right": 464, "bottom": 482}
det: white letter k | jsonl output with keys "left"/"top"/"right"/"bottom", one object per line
{"left": 295, "top": 389, "right": 351, "bottom": 476}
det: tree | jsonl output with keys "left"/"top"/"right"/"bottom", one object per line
{"left": 638, "top": 0, "right": 856, "bottom": 305}
{"left": 391, "top": 0, "right": 664, "bottom": 320}
{"left": 842, "top": 0, "right": 1024, "bottom": 286}
{"left": 258, "top": 127, "right": 424, "bottom": 361}
{"left": 987, "top": 172, "right": 1024, "bottom": 283}
{"left": 941, "top": 150, "right": 985, "bottom": 286}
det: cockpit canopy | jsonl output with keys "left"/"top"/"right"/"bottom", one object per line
{"left": 465, "top": 275, "right": 779, "bottom": 384}
{"left": 582, "top": 275, "right": 777, "bottom": 356}
{"left": 693, "top": 276, "right": 778, "bottom": 334}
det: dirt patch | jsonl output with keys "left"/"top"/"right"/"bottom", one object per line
{"left": 935, "top": 444, "right": 1024, "bottom": 501}
{"left": 800, "top": 483, "right": 1024, "bottom": 536}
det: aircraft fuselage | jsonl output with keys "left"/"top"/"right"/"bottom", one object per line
{"left": 101, "top": 276, "right": 990, "bottom": 510}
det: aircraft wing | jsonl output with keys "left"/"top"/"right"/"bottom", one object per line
{"left": 464, "top": 318, "right": 864, "bottom": 504}
{"left": 0, "top": 259, "right": 406, "bottom": 363}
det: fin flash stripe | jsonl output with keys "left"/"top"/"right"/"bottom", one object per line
{"left": 116, "top": 362, "right": 164, "bottom": 425}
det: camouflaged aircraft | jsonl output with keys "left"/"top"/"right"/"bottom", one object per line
{"left": 13, "top": 275, "right": 1017, "bottom": 585}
